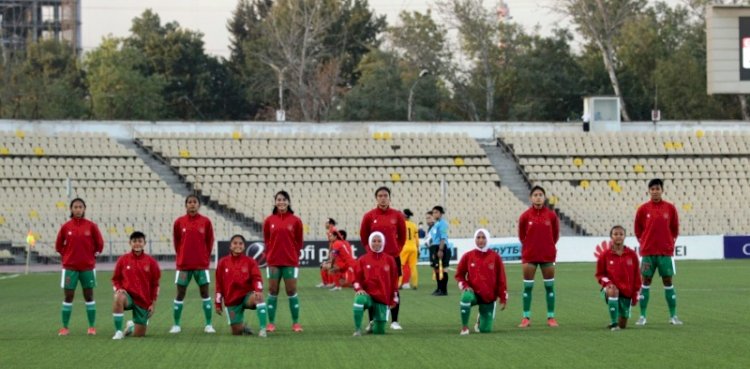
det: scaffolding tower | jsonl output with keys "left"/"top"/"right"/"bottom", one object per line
{"left": 0, "top": 0, "right": 80, "bottom": 59}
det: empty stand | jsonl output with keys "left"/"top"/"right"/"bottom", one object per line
{"left": 500, "top": 130, "right": 750, "bottom": 236}
{"left": 137, "top": 131, "right": 526, "bottom": 240}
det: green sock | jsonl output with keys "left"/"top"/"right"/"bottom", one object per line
{"left": 202, "top": 298, "right": 212, "bottom": 326}
{"left": 173, "top": 300, "right": 184, "bottom": 326}
{"left": 61, "top": 302, "right": 73, "bottom": 328}
{"left": 256, "top": 303, "right": 268, "bottom": 329}
{"left": 113, "top": 313, "right": 124, "bottom": 331}
{"left": 544, "top": 279, "right": 555, "bottom": 318}
{"left": 665, "top": 286, "right": 677, "bottom": 318}
{"left": 607, "top": 298, "right": 619, "bottom": 325}
{"left": 522, "top": 280, "right": 534, "bottom": 318}
{"left": 372, "top": 321, "right": 386, "bottom": 334}
{"left": 460, "top": 290, "right": 474, "bottom": 327}
{"left": 267, "top": 295, "right": 278, "bottom": 324}
{"left": 639, "top": 286, "right": 650, "bottom": 318}
{"left": 289, "top": 294, "right": 300, "bottom": 324}
{"left": 353, "top": 299, "right": 365, "bottom": 330}
{"left": 85, "top": 301, "right": 96, "bottom": 327}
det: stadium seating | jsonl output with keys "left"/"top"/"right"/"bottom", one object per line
{"left": 0, "top": 131, "right": 244, "bottom": 259}
{"left": 137, "top": 131, "right": 527, "bottom": 240}
{"left": 500, "top": 130, "right": 750, "bottom": 236}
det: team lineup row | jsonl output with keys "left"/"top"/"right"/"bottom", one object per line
{"left": 53, "top": 179, "right": 683, "bottom": 338}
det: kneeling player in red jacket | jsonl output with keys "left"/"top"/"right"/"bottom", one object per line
{"left": 111, "top": 232, "right": 161, "bottom": 339}
{"left": 455, "top": 229, "right": 508, "bottom": 335}
{"left": 352, "top": 232, "right": 399, "bottom": 336}
{"left": 215, "top": 234, "right": 268, "bottom": 337}
{"left": 595, "top": 226, "right": 641, "bottom": 331}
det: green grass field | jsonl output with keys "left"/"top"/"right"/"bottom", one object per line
{"left": 1, "top": 260, "right": 749, "bottom": 369}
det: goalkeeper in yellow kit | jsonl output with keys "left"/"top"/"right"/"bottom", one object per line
{"left": 399, "top": 209, "right": 419, "bottom": 290}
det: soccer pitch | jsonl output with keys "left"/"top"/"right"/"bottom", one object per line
{"left": 1, "top": 261, "right": 748, "bottom": 369}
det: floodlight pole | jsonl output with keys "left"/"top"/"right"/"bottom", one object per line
{"left": 408, "top": 69, "right": 430, "bottom": 121}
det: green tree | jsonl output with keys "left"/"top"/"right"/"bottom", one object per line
{"left": 85, "top": 37, "right": 166, "bottom": 120}
{"left": 337, "top": 50, "right": 407, "bottom": 120}
{"left": 0, "top": 40, "right": 87, "bottom": 119}
{"left": 126, "top": 9, "right": 238, "bottom": 120}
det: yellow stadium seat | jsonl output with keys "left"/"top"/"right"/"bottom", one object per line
{"left": 372, "top": 132, "right": 383, "bottom": 140}
{"left": 633, "top": 164, "right": 644, "bottom": 173}
{"left": 390, "top": 173, "right": 401, "bottom": 182}
{"left": 580, "top": 180, "right": 590, "bottom": 189}
{"left": 450, "top": 218, "right": 461, "bottom": 226}
{"left": 382, "top": 132, "right": 392, "bottom": 140}
{"left": 232, "top": 131, "right": 242, "bottom": 140}
{"left": 303, "top": 224, "right": 310, "bottom": 234}
{"left": 33, "top": 147, "right": 45, "bottom": 156}
{"left": 479, "top": 217, "right": 489, "bottom": 226}
{"left": 15, "top": 129, "right": 25, "bottom": 139}
{"left": 664, "top": 142, "right": 674, "bottom": 150}
{"left": 29, "top": 210, "right": 39, "bottom": 219}
{"left": 573, "top": 157, "right": 583, "bottom": 167}
{"left": 179, "top": 149, "right": 190, "bottom": 158}
{"left": 0, "top": 147, "right": 9, "bottom": 155}
{"left": 56, "top": 201, "right": 66, "bottom": 209}
{"left": 682, "top": 203, "right": 693, "bottom": 212}
{"left": 695, "top": 130, "right": 705, "bottom": 139}
{"left": 0, "top": 215, "right": 5, "bottom": 225}
{"left": 454, "top": 157, "right": 465, "bottom": 166}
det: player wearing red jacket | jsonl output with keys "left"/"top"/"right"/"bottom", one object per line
{"left": 55, "top": 198, "right": 104, "bottom": 336}
{"left": 317, "top": 219, "right": 338, "bottom": 289}
{"left": 517, "top": 185, "right": 560, "bottom": 328}
{"left": 634, "top": 178, "right": 682, "bottom": 326}
{"left": 263, "top": 190, "right": 304, "bottom": 333}
{"left": 214, "top": 234, "right": 268, "bottom": 337}
{"left": 456, "top": 229, "right": 508, "bottom": 335}
{"left": 595, "top": 226, "right": 641, "bottom": 331}
{"left": 111, "top": 232, "right": 161, "bottom": 339}
{"left": 170, "top": 194, "right": 216, "bottom": 334}
{"left": 328, "top": 230, "right": 355, "bottom": 290}
{"left": 359, "top": 186, "right": 406, "bottom": 330}
{"left": 352, "top": 232, "right": 399, "bottom": 336}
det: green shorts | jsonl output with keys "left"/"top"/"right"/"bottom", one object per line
{"left": 601, "top": 291, "right": 632, "bottom": 319}
{"left": 640, "top": 255, "right": 674, "bottom": 278}
{"left": 225, "top": 293, "right": 256, "bottom": 326}
{"left": 266, "top": 266, "right": 298, "bottom": 281}
{"left": 61, "top": 269, "right": 96, "bottom": 290}
{"left": 175, "top": 270, "right": 210, "bottom": 287}
{"left": 124, "top": 292, "right": 150, "bottom": 326}
{"left": 462, "top": 291, "right": 497, "bottom": 333}
{"left": 354, "top": 294, "right": 389, "bottom": 322}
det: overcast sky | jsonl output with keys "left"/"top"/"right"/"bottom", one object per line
{"left": 80, "top": 0, "right": 683, "bottom": 58}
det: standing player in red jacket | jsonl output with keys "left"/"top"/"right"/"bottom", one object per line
{"left": 595, "top": 226, "right": 641, "bottom": 331}
{"left": 111, "top": 231, "right": 161, "bottom": 339}
{"left": 170, "top": 194, "right": 215, "bottom": 334}
{"left": 634, "top": 178, "right": 682, "bottom": 325}
{"left": 55, "top": 198, "right": 104, "bottom": 336}
{"left": 215, "top": 234, "right": 268, "bottom": 337}
{"left": 263, "top": 190, "right": 304, "bottom": 333}
{"left": 352, "top": 232, "right": 399, "bottom": 336}
{"left": 455, "top": 229, "right": 508, "bottom": 335}
{"left": 359, "top": 186, "right": 406, "bottom": 330}
{"left": 517, "top": 185, "right": 560, "bottom": 328}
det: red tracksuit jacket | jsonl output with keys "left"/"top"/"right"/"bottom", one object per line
{"left": 331, "top": 240, "right": 355, "bottom": 270}
{"left": 455, "top": 249, "right": 508, "bottom": 304}
{"left": 634, "top": 200, "right": 679, "bottom": 256}
{"left": 173, "top": 213, "right": 214, "bottom": 270}
{"left": 55, "top": 217, "right": 104, "bottom": 271}
{"left": 263, "top": 212, "right": 304, "bottom": 267}
{"left": 215, "top": 254, "right": 263, "bottom": 308}
{"left": 360, "top": 207, "right": 406, "bottom": 258}
{"left": 595, "top": 246, "right": 641, "bottom": 304}
{"left": 518, "top": 206, "right": 560, "bottom": 263}
{"left": 112, "top": 251, "right": 161, "bottom": 309}
{"left": 353, "top": 252, "right": 399, "bottom": 306}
